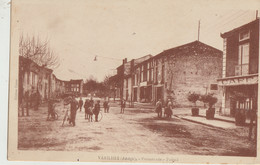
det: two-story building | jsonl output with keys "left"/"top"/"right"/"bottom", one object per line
{"left": 66, "top": 79, "right": 84, "bottom": 95}
{"left": 132, "top": 41, "right": 223, "bottom": 106}
{"left": 116, "top": 55, "right": 152, "bottom": 101}
{"left": 218, "top": 18, "right": 259, "bottom": 116}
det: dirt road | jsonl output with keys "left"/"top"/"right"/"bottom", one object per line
{"left": 18, "top": 101, "right": 256, "bottom": 156}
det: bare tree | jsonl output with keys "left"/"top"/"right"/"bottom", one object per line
{"left": 19, "top": 34, "right": 60, "bottom": 69}
{"left": 19, "top": 34, "right": 60, "bottom": 106}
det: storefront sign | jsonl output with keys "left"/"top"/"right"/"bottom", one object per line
{"left": 218, "top": 75, "right": 258, "bottom": 86}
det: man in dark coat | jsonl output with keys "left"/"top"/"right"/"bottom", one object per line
{"left": 79, "top": 97, "right": 83, "bottom": 112}
{"left": 84, "top": 99, "right": 90, "bottom": 119}
{"left": 89, "top": 97, "right": 94, "bottom": 107}
{"left": 120, "top": 99, "right": 126, "bottom": 113}
{"left": 93, "top": 100, "right": 101, "bottom": 122}
{"left": 156, "top": 99, "right": 162, "bottom": 118}
{"left": 69, "top": 96, "right": 79, "bottom": 126}
{"left": 103, "top": 100, "right": 108, "bottom": 113}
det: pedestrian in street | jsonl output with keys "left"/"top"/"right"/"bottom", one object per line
{"left": 107, "top": 100, "right": 110, "bottom": 113}
{"left": 84, "top": 99, "right": 90, "bottom": 119}
{"left": 93, "top": 100, "right": 101, "bottom": 122}
{"left": 103, "top": 100, "right": 108, "bottom": 113}
{"left": 120, "top": 99, "right": 126, "bottom": 113}
{"left": 69, "top": 95, "right": 79, "bottom": 126}
{"left": 155, "top": 99, "right": 162, "bottom": 118}
{"left": 90, "top": 97, "right": 94, "bottom": 107}
{"left": 87, "top": 105, "right": 94, "bottom": 122}
{"left": 164, "top": 99, "right": 173, "bottom": 118}
{"left": 47, "top": 99, "right": 56, "bottom": 120}
{"left": 79, "top": 97, "right": 83, "bottom": 112}
{"left": 34, "top": 90, "right": 40, "bottom": 110}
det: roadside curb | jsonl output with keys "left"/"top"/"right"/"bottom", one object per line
{"left": 197, "top": 115, "right": 235, "bottom": 123}
{"left": 174, "top": 115, "right": 225, "bottom": 130}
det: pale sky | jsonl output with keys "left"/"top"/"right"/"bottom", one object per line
{"left": 14, "top": 0, "right": 260, "bottom": 81}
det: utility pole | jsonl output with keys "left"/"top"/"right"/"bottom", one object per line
{"left": 198, "top": 20, "right": 200, "bottom": 41}
{"left": 256, "top": 10, "right": 258, "bottom": 19}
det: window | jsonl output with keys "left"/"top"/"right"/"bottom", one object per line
{"left": 151, "top": 68, "right": 153, "bottom": 81}
{"left": 155, "top": 67, "right": 158, "bottom": 82}
{"left": 239, "top": 31, "right": 250, "bottom": 41}
{"left": 239, "top": 43, "right": 249, "bottom": 65}
{"left": 236, "top": 43, "right": 249, "bottom": 75}
{"left": 147, "top": 69, "right": 150, "bottom": 82}
{"left": 162, "top": 65, "right": 165, "bottom": 82}
{"left": 141, "top": 66, "right": 144, "bottom": 82}
{"left": 27, "top": 72, "right": 29, "bottom": 84}
{"left": 143, "top": 63, "right": 147, "bottom": 81}
{"left": 32, "top": 73, "right": 35, "bottom": 86}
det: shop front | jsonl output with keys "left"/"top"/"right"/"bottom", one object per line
{"left": 218, "top": 74, "right": 258, "bottom": 117}
{"left": 139, "top": 82, "right": 152, "bottom": 103}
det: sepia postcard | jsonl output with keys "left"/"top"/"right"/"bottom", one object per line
{"left": 8, "top": 0, "right": 260, "bottom": 164}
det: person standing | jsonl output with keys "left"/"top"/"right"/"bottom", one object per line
{"left": 47, "top": 99, "right": 56, "bottom": 120}
{"left": 89, "top": 97, "right": 94, "bottom": 107}
{"left": 84, "top": 99, "right": 90, "bottom": 119}
{"left": 79, "top": 97, "right": 83, "bottom": 112}
{"left": 69, "top": 96, "right": 79, "bottom": 126}
{"left": 103, "top": 100, "right": 108, "bottom": 113}
{"left": 164, "top": 99, "right": 173, "bottom": 118}
{"left": 107, "top": 100, "right": 110, "bottom": 113}
{"left": 120, "top": 99, "right": 126, "bottom": 113}
{"left": 156, "top": 99, "right": 162, "bottom": 118}
{"left": 93, "top": 100, "right": 101, "bottom": 122}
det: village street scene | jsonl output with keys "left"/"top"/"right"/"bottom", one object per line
{"left": 16, "top": 1, "right": 258, "bottom": 158}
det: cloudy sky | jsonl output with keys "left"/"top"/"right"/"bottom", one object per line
{"left": 14, "top": 0, "right": 260, "bottom": 81}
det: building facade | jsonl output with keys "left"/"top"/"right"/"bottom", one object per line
{"left": 132, "top": 41, "right": 223, "bottom": 106}
{"left": 19, "top": 56, "right": 72, "bottom": 105}
{"left": 218, "top": 18, "right": 259, "bottom": 116}
{"left": 116, "top": 55, "right": 152, "bottom": 101}
{"left": 19, "top": 56, "right": 53, "bottom": 104}
{"left": 64, "top": 79, "right": 84, "bottom": 95}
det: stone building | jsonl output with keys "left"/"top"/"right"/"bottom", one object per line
{"left": 19, "top": 56, "right": 70, "bottom": 106}
{"left": 132, "top": 41, "right": 223, "bottom": 107}
{"left": 19, "top": 56, "right": 52, "bottom": 104}
{"left": 217, "top": 18, "right": 259, "bottom": 116}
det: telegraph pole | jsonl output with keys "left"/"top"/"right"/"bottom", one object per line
{"left": 256, "top": 10, "right": 258, "bottom": 19}
{"left": 198, "top": 20, "right": 200, "bottom": 41}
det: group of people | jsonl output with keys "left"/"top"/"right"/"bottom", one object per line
{"left": 155, "top": 99, "right": 173, "bottom": 118}
{"left": 47, "top": 96, "right": 110, "bottom": 126}
{"left": 81, "top": 98, "right": 104, "bottom": 122}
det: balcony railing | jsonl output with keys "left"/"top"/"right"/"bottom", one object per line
{"left": 235, "top": 64, "right": 249, "bottom": 76}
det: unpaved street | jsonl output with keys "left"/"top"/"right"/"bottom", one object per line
{"left": 18, "top": 100, "right": 256, "bottom": 156}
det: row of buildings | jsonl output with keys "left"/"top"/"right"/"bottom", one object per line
{"left": 113, "top": 41, "right": 223, "bottom": 107}
{"left": 19, "top": 56, "right": 83, "bottom": 104}
{"left": 112, "top": 18, "right": 259, "bottom": 116}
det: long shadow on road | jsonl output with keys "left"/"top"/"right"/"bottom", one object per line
{"left": 134, "top": 115, "right": 256, "bottom": 157}
{"left": 140, "top": 117, "right": 192, "bottom": 138}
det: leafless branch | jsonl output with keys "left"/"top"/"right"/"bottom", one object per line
{"left": 19, "top": 34, "right": 60, "bottom": 69}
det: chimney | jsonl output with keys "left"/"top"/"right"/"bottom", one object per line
{"left": 123, "top": 58, "right": 127, "bottom": 64}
